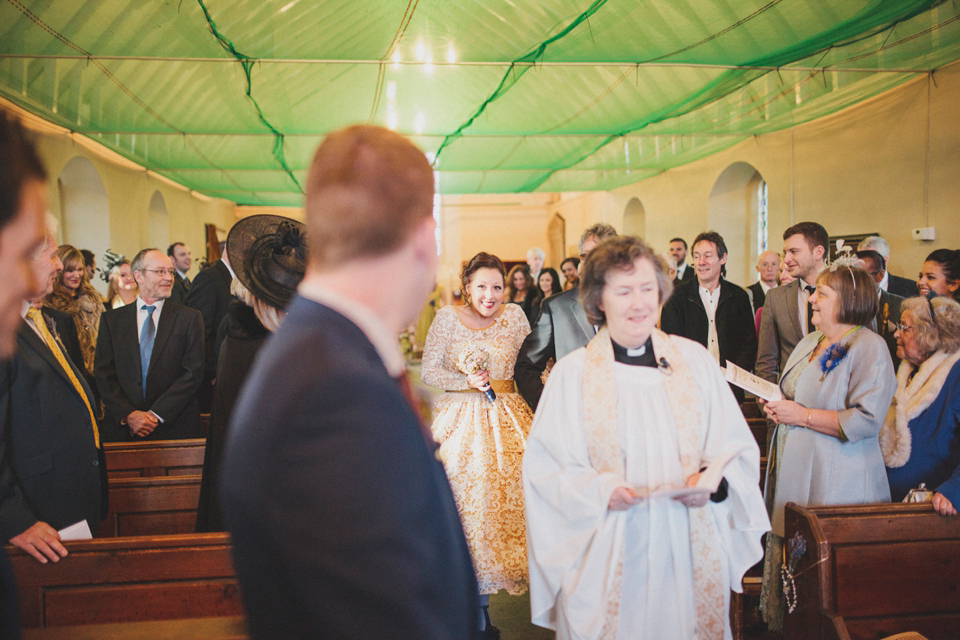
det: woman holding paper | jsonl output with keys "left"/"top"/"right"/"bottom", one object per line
{"left": 523, "top": 236, "right": 769, "bottom": 640}
{"left": 760, "top": 259, "right": 896, "bottom": 630}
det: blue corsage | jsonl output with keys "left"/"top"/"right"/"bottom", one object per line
{"left": 819, "top": 342, "right": 849, "bottom": 377}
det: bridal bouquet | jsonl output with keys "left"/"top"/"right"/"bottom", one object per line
{"left": 456, "top": 345, "right": 496, "bottom": 402}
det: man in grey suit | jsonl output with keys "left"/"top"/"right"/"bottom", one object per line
{"left": 514, "top": 222, "right": 616, "bottom": 410}
{"left": 756, "top": 222, "right": 828, "bottom": 384}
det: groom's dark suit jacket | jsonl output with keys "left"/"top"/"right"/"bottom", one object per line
{"left": 221, "top": 296, "right": 479, "bottom": 640}
{"left": 515, "top": 287, "right": 594, "bottom": 410}
{"left": 94, "top": 301, "right": 204, "bottom": 441}
{"left": 0, "top": 318, "right": 103, "bottom": 540}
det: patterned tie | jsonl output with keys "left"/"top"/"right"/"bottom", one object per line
{"left": 140, "top": 305, "right": 157, "bottom": 396}
{"left": 805, "top": 285, "right": 816, "bottom": 333}
{"left": 25, "top": 307, "right": 100, "bottom": 448}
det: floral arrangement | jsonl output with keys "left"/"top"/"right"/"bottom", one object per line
{"left": 456, "top": 344, "right": 496, "bottom": 402}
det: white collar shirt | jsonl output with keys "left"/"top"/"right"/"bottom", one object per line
{"left": 698, "top": 283, "right": 721, "bottom": 362}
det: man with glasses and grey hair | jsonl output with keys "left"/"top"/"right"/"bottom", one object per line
{"left": 95, "top": 248, "right": 204, "bottom": 441}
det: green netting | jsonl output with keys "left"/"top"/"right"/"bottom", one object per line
{"left": 1, "top": 0, "right": 958, "bottom": 205}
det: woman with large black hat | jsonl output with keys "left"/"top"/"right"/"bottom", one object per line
{"left": 196, "top": 214, "right": 306, "bottom": 532}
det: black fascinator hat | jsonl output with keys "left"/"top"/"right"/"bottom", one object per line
{"left": 227, "top": 215, "right": 307, "bottom": 309}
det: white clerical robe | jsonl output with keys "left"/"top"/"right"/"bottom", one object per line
{"left": 523, "top": 338, "right": 769, "bottom": 640}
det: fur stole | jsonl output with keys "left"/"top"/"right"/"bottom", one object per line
{"left": 880, "top": 349, "right": 960, "bottom": 468}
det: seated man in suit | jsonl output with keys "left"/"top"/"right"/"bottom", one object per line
{"left": 166, "top": 242, "right": 192, "bottom": 305}
{"left": 514, "top": 222, "right": 617, "bottom": 410}
{"left": 661, "top": 231, "right": 758, "bottom": 402}
{"left": 95, "top": 248, "right": 204, "bottom": 441}
{"left": 222, "top": 125, "right": 479, "bottom": 639}
{"left": 756, "top": 221, "right": 829, "bottom": 385}
{"left": 0, "top": 219, "right": 104, "bottom": 565}
{"left": 857, "top": 235, "right": 918, "bottom": 298}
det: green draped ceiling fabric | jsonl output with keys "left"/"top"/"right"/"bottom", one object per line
{"left": 1, "top": 0, "right": 958, "bottom": 205}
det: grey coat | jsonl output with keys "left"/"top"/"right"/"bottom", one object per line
{"left": 766, "top": 328, "right": 896, "bottom": 535}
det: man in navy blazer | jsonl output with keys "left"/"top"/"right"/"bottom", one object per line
{"left": 514, "top": 222, "right": 616, "bottom": 411}
{"left": 0, "top": 225, "right": 103, "bottom": 563}
{"left": 95, "top": 249, "right": 204, "bottom": 441}
{"left": 222, "top": 125, "right": 479, "bottom": 639}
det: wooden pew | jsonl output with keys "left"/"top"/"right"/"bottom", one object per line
{"left": 23, "top": 616, "right": 247, "bottom": 639}
{"left": 8, "top": 533, "right": 244, "bottom": 629}
{"left": 104, "top": 439, "right": 206, "bottom": 479}
{"left": 782, "top": 502, "right": 960, "bottom": 640}
{"left": 97, "top": 475, "right": 201, "bottom": 537}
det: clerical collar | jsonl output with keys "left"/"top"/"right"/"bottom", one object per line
{"left": 611, "top": 337, "right": 657, "bottom": 367}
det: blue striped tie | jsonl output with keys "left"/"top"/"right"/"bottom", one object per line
{"left": 140, "top": 305, "right": 156, "bottom": 396}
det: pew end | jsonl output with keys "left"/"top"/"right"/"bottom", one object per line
{"left": 783, "top": 502, "right": 960, "bottom": 640}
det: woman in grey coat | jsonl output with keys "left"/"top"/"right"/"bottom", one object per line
{"left": 759, "top": 259, "right": 896, "bottom": 630}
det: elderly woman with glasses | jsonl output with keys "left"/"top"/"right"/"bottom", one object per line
{"left": 881, "top": 295, "right": 960, "bottom": 516}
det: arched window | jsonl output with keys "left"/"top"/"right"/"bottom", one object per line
{"left": 58, "top": 156, "right": 110, "bottom": 294}
{"left": 707, "top": 162, "right": 767, "bottom": 286}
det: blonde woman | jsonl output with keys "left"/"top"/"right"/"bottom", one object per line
{"left": 45, "top": 244, "right": 102, "bottom": 376}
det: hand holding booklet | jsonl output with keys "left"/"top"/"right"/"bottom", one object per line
{"left": 635, "top": 447, "right": 746, "bottom": 500}
{"left": 724, "top": 362, "right": 782, "bottom": 402}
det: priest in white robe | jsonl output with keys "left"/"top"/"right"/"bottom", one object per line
{"left": 523, "top": 236, "right": 770, "bottom": 640}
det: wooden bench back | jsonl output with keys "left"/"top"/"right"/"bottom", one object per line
{"left": 8, "top": 533, "right": 243, "bottom": 628}
{"left": 97, "top": 475, "right": 201, "bottom": 537}
{"left": 104, "top": 438, "right": 206, "bottom": 478}
{"left": 783, "top": 502, "right": 960, "bottom": 640}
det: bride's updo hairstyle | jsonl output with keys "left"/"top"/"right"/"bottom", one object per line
{"left": 459, "top": 252, "right": 506, "bottom": 305}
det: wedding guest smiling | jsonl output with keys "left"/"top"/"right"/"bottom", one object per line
{"left": 761, "top": 260, "right": 896, "bottom": 630}
{"left": 882, "top": 295, "right": 960, "bottom": 515}
{"left": 421, "top": 252, "right": 533, "bottom": 639}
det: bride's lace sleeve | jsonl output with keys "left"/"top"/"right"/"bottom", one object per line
{"left": 421, "top": 306, "right": 468, "bottom": 390}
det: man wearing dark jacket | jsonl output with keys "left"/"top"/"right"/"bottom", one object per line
{"left": 660, "top": 231, "right": 757, "bottom": 403}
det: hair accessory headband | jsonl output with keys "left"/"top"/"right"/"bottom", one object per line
{"left": 828, "top": 251, "right": 861, "bottom": 291}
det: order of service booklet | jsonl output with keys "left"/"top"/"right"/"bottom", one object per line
{"left": 724, "top": 362, "right": 782, "bottom": 402}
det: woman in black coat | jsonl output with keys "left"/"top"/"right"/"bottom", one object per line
{"left": 196, "top": 215, "right": 306, "bottom": 532}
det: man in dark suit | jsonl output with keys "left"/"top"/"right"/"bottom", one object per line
{"left": 0, "top": 224, "right": 103, "bottom": 565}
{"left": 185, "top": 249, "right": 232, "bottom": 411}
{"left": 166, "top": 242, "right": 192, "bottom": 305}
{"left": 756, "top": 222, "right": 828, "bottom": 384}
{"left": 747, "top": 250, "right": 780, "bottom": 315}
{"left": 95, "top": 248, "right": 204, "bottom": 441}
{"left": 857, "top": 235, "right": 918, "bottom": 298}
{"left": 669, "top": 237, "right": 695, "bottom": 283}
{"left": 857, "top": 249, "right": 904, "bottom": 367}
{"left": 514, "top": 222, "right": 617, "bottom": 410}
{"left": 222, "top": 125, "right": 478, "bottom": 639}
{"left": 0, "top": 111, "right": 57, "bottom": 639}
{"left": 660, "top": 231, "right": 758, "bottom": 402}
